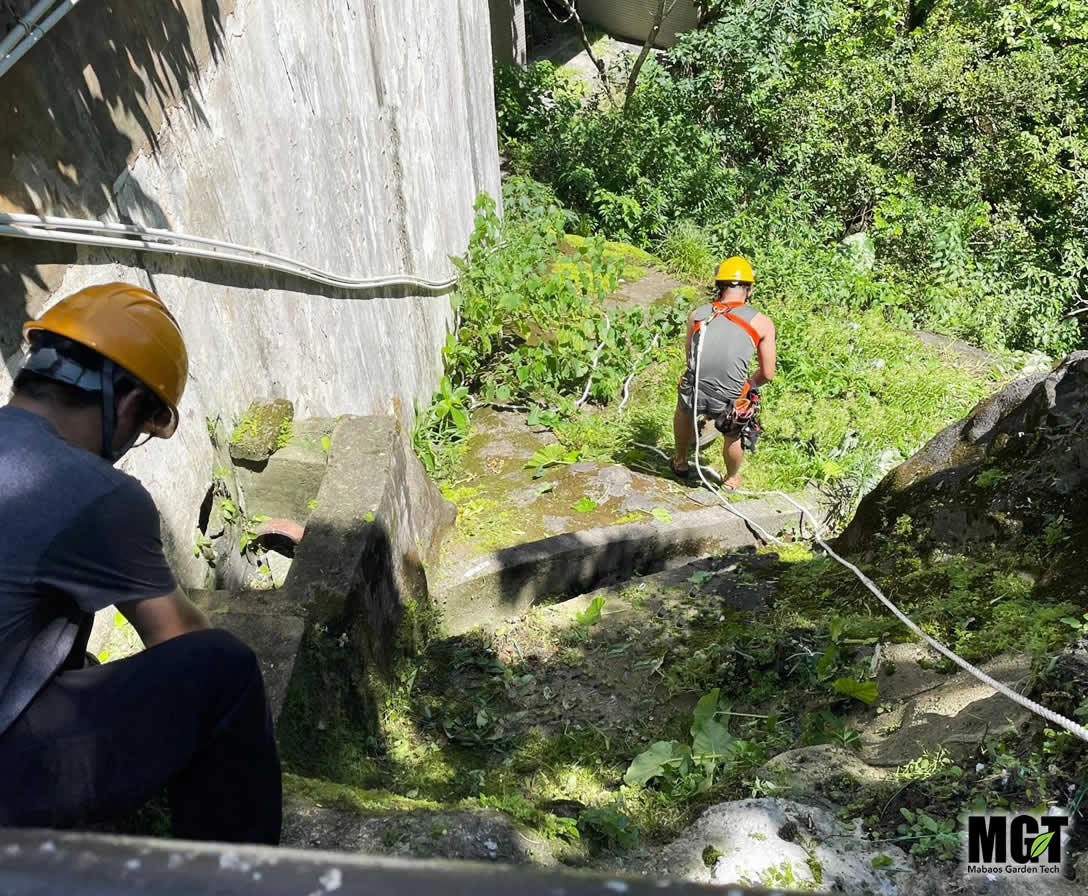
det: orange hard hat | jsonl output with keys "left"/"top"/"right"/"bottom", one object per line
{"left": 715, "top": 256, "right": 755, "bottom": 284}
{"left": 23, "top": 283, "right": 188, "bottom": 438}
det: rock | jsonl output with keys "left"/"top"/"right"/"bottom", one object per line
{"left": 761, "top": 744, "right": 890, "bottom": 803}
{"left": 630, "top": 798, "right": 910, "bottom": 893}
{"left": 858, "top": 652, "right": 1032, "bottom": 766}
{"left": 838, "top": 352, "right": 1088, "bottom": 565}
{"left": 228, "top": 398, "right": 294, "bottom": 464}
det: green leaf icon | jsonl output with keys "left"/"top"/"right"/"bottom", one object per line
{"left": 1030, "top": 831, "right": 1054, "bottom": 859}
{"left": 573, "top": 497, "right": 597, "bottom": 513}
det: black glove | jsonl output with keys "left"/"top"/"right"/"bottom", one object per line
{"left": 741, "top": 420, "right": 762, "bottom": 454}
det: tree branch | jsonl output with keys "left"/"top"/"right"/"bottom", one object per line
{"left": 625, "top": 0, "right": 679, "bottom": 103}
{"left": 549, "top": 0, "right": 617, "bottom": 105}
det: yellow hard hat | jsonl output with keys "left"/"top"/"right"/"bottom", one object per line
{"left": 23, "top": 283, "right": 188, "bottom": 438}
{"left": 715, "top": 256, "right": 755, "bottom": 284}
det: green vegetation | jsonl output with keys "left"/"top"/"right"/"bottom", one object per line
{"left": 497, "top": 0, "right": 1088, "bottom": 356}
{"left": 327, "top": 0, "right": 1088, "bottom": 867}
{"left": 420, "top": 177, "right": 1006, "bottom": 526}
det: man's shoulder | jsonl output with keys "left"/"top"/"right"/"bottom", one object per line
{"left": 751, "top": 308, "right": 776, "bottom": 334}
{"left": 0, "top": 406, "right": 150, "bottom": 508}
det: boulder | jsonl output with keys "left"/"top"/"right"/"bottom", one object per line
{"left": 228, "top": 398, "right": 294, "bottom": 464}
{"left": 838, "top": 353, "right": 1088, "bottom": 571}
{"left": 628, "top": 797, "right": 911, "bottom": 893}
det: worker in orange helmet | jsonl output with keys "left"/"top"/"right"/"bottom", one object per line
{"left": 0, "top": 283, "right": 281, "bottom": 844}
{"left": 672, "top": 257, "right": 777, "bottom": 490}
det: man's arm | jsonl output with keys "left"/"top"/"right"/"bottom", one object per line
{"left": 118, "top": 587, "right": 210, "bottom": 648}
{"left": 750, "top": 316, "right": 777, "bottom": 387}
{"left": 685, "top": 308, "right": 699, "bottom": 361}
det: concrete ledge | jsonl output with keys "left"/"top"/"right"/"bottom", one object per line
{"left": 188, "top": 590, "right": 305, "bottom": 722}
{"left": 0, "top": 828, "right": 775, "bottom": 896}
{"left": 284, "top": 415, "right": 456, "bottom": 675}
{"left": 435, "top": 492, "right": 812, "bottom": 636}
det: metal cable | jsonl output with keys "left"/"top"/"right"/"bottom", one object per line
{"left": 0, "top": 214, "right": 458, "bottom": 293}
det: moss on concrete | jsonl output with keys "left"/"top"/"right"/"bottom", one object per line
{"left": 229, "top": 398, "right": 295, "bottom": 463}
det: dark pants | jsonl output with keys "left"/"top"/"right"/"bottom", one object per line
{"left": 0, "top": 628, "right": 282, "bottom": 845}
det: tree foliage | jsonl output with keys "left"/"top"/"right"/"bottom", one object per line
{"left": 496, "top": 0, "right": 1088, "bottom": 352}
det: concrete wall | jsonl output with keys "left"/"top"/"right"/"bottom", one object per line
{"left": 0, "top": 0, "right": 500, "bottom": 583}
{"left": 489, "top": 0, "right": 527, "bottom": 64}
{"left": 577, "top": 0, "right": 700, "bottom": 48}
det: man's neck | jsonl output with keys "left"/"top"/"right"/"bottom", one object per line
{"left": 7, "top": 396, "right": 102, "bottom": 455}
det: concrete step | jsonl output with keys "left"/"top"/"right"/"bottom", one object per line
{"left": 434, "top": 490, "right": 814, "bottom": 637}
{"left": 187, "top": 589, "right": 305, "bottom": 722}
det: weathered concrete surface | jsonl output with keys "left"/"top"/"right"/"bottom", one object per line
{"left": 1, "top": 0, "right": 501, "bottom": 586}
{"left": 0, "top": 827, "right": 781, "bottom": 896}
{"left": 86, "top": 588, "right": 304, "bottom": 721}
{"left": 234, "top": 417, "right": 331, "bottom": 524}
{"left": 187, "top": 589, "right": 305, "bottom": 721}
{"left": 282, "top": 803, "right": 558, "bottom": 865}
{"left": 435, "top": 492, "right": 811, "bottom": 636}
{"left": 285, "top": 415, "right": 456, "bottom": 677}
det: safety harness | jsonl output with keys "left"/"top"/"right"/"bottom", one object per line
{"left": 690, "top": 299, "right": 763, "bottom": 452}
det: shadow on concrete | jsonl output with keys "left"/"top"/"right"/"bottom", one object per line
{"left": 0, "top": 0, "right": 225, "bottom": 354}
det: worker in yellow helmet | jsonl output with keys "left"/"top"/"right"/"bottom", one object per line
{"left": 672, "top": 257, "right": 777, "bottom": 489}
{"left": 0, "top": 284, "right": 281, "bottom": 843}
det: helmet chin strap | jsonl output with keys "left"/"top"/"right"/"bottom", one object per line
{"left": 99, "top": 360, "right": 140, "bottom": 463}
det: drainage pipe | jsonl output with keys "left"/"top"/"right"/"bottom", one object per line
{"left": 0, "top": 0, "right": 56, "bottom": 60}
{"left": 0, "top": 213, "right": 458, "bottom": 293}
{"left": 0, "top": 0, "right": 80, "bottom": 79}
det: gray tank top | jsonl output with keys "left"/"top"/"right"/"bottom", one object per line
{"left": 689, "top": 302, "right": 760, "bottom": 400}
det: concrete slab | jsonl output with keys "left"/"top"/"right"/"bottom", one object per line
{"left": 282, "top": 414, "right": 455, "bottom": 675}
{"left": 189, "top": 589, "right": 305, "bottom": 721}
{"left": 233, "top": 418, "right": 331, "bottom": 524}
{"left": 435, "top": 492, "right": 812, "bottom": 636}
{"left": 0, "top": 828, "right": 779, "bottom": 896}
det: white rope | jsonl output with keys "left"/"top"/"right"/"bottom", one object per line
{"left": 684, "top": 311, "right": 1088, "bottom": 744}
{"left": 619, "top": 333, "right": 660, "bottom": 410}
{"left": 575, "top": 312, "right": 611, "bottom": 407}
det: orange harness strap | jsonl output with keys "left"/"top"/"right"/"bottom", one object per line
{"left": 691, "top": 300, "right": 761, "bottom": 349}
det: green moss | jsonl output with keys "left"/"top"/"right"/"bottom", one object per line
{"left": 561, "top": 233, "right": 660, "bottom": 284}
{"left": 283, "top": 773, "right": 438, "bottom": 815}
{"left": 275, "top": 418, "right": 293, "bottom": 450}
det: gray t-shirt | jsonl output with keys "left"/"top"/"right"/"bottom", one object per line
{"left": 0, "top": 406, "right": 176, "bottom": 735}
{"left": 688, "top": 302, "right": 762, "bottom": 401}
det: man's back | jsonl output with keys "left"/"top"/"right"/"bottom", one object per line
{"left": 0, "top": 405, "right": 173, "bottom": 735}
